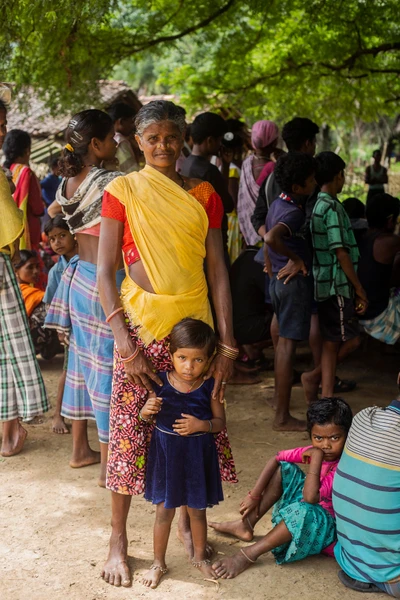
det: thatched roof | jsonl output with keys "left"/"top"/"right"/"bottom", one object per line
{"left": 7, "top": 80, "right": 142, "bottom": 138}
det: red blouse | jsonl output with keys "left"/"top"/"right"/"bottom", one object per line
{"left": 101, "top": 181, "right": 223, "bottom": 266}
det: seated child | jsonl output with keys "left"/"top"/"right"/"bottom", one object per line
{"left": 210, "top": 397, "right": 352, "bottom": 579}
{"left": 15, "top": 250, "right": 60, "bottom": 360}
{"left": 43, "top": 215, "right": 78, "bottom": 434}
{"left": 139, "top": 318, "right": 233, "bottom": 589}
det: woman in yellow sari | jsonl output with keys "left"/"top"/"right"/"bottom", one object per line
{"left": 98, "top": 101, "right": 237, "bottom": 587}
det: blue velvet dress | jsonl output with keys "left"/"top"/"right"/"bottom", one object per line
{"left": 144, "top": 372, "right": 223, "bottom": 510}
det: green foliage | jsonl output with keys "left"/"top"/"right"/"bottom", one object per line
{"left": 1, "top": 0, "right": 400, "bottom": 123}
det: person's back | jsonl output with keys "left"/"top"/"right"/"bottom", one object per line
{"left": 334, "top": 398, "right": 400, "bottom": 589}
{"left": 358, "top": 231, "right": 393, "bottom": 319}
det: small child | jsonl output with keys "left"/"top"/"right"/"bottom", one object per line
{"left": 210, "top": 397, "right": 353, "bottom": 579}
{"left": 303, "top": 152, "right": 368, "bottom": 402}
{"left": 43, "top": 215, "right": 78, "bottom": 434}
{"left": 140, "top": 318, "right": 229, "bottom": 589}
{"left": 15, "top": 250, "right": 60, "bottom": 361}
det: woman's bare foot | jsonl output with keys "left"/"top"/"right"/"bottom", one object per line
{"left": 301, "top": 371, "right": 320, "bottom": 405}
{"left": 142, "top": 564, "right": 167, "bottom": 589}
{"left": 208, "top": 518, "right": 253, "bottom": 542}
{"left": 101, "top": 531, "right": 131, "bottom": 587}
{"left": 176, "top": 526, "right": 194, "bottom": 559}
{"left": 1, "top": 424, "right": 27, "bottom": 457}
{"left": 52, "top": 415, "right": 69, "bottom": 434}
{"left": 272, "top": 415, "right": 307, "bottom": 432}
{"left": 176, "top": 528, "right": 213, "bottom": 560}
{"left": 213, "top": 551, "right": 254, "bottom": 579}
{"left": 69, "top": 449, "right": 101, "bottom": 468}
{"left": 193, "top": 560, "right": 218, "bottom": 581}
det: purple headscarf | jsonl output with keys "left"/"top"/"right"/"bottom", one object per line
{"left": 251, "top": 120, "right": 279, "bottom": 150}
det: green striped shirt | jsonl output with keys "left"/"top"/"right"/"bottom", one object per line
{"left": 311, "top": 192, "right": 359, "bottom": 301}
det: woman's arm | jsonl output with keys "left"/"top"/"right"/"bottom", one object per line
{"left": 47, "top": 199, "right": 62, "bottom": 217}
{"left": 97, "top": 216, "right": 161, "bottom": 391}
{"left": 204, "top": 228, "right": 235, "bottom": 401}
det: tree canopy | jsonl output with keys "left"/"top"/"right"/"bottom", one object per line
{"left": 2, "top": 0, "right": 400, "bottom": 123}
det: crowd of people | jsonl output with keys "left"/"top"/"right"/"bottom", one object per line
{"left": 1, "top": 84, "right": 400, "bottom": 596}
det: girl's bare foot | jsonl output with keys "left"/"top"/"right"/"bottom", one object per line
{"left": 208, "top": 518, "right": 253, "bottom": 542}
{"left": 193, "top": 559, "right": 218, "bottom": 581}
{"left": 1, "top": 424, "right": 27, "bottom": 457}
{"left": 52, "top": 415, "right": 69, "bottom": 434}
{"left": 69, "top": 449, "right": 100, "bottom": 468}
{"left": 272, "top": 415, "right": 307, "bottom": 432}
{"left": 101, "top": 531, "right": 131, "bottom": 587}
{"left": 142, "top": 564, "right": 167, "bottom": 589}
{"left": 213, "top": 550, "right": 254, "bottom": 579}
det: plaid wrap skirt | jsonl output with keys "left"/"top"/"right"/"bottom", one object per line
{"left": 0, "top": 253, "right": 49, "bottom": 421}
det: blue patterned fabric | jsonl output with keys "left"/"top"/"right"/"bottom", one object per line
{"left": 271, "top": 462, "right": 336, "bottom": 564}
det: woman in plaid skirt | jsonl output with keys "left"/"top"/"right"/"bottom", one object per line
{"left": 0, "top": 92, "right": 49, "bottom": 456}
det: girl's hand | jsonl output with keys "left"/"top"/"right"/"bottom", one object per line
{"left": 172, "top": 414, "right": 205, "bottom": 436}
{"left": 141, "top": 394, "right": 162, "bottom": 420}
{"left": 239, "top": 493, "right": 261, "bottom": 519}
{"left": 122, "top": 350, "right": 162, "bottom": 391}
{"left": 302, "top": 447, "right": 324, "bottom": 464}
{"left": 204, "top": 353, "right": 234, "bottom": 403}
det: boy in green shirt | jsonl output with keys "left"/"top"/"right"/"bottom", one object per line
{"left": 303, "top": 152, "right": 368, "bottom": 402}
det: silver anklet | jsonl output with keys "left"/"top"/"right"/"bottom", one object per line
{"left": 240, "top": 548, "right": 256, "bottom": 564}
{"left": 150, "top": 564, "right": 168, "bottom": 574}
{"left": 192, "top": 559, "right": 211, "bottom": 568}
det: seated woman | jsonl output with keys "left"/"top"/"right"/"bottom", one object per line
{"left": 14, "top": 250, "right": 60, "bottom": 359}
{"left": 358, "top": 193, "right": 400, "bottom": 345}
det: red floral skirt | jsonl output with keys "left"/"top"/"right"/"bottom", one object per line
{"left": 106, "top": 322, "right": 238, "bottom": 495}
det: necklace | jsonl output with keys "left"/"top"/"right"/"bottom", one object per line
{"left": 170, "top": 372, "right": 201, "bottom": 393}
{"left": 176, "top": 173, "right": 185, "bottom": 188}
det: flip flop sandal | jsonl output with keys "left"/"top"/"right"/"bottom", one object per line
{"left": 318, "top": 377, "right": 357, "bottom": 394}
{"left": 338, "top": 570, "right": 382, "bottom": 593}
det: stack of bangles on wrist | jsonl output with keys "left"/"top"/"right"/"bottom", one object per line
{"left": 217, "top": 341, "right": 239, "bottom": 360}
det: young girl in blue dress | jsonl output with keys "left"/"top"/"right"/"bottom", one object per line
{"left": 139, "top": 318, "right": 227, "bottom": 589}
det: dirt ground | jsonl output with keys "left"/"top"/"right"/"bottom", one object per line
{"left": 1, "top": 342, "right": 395, "bottom": 600}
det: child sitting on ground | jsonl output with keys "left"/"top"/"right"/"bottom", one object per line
{"left": 43, "top": 215, "right": 78, "bottom": 434}
{"left": 139, "top": 318, "right": 234, "bottom": 589}
{"left": 15, "top": 250, "right": 60, "bottom": 361}
{"left": 209, "top": 397, "right": 352, "bottom": 579}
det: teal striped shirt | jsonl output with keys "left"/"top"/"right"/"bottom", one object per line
{"left": 333, "top": 401, "right": 400, "bottom": 584}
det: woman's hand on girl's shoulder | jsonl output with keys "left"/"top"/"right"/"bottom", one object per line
{"left": 123, "top": 350, "right": 163, "bottom": 391}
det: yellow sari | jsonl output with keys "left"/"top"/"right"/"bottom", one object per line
{"left": 0, "top": 168, "right": 24, "bottom": 255}
{"left": 105, "top": 165, "right": 213, "bottom": 344}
